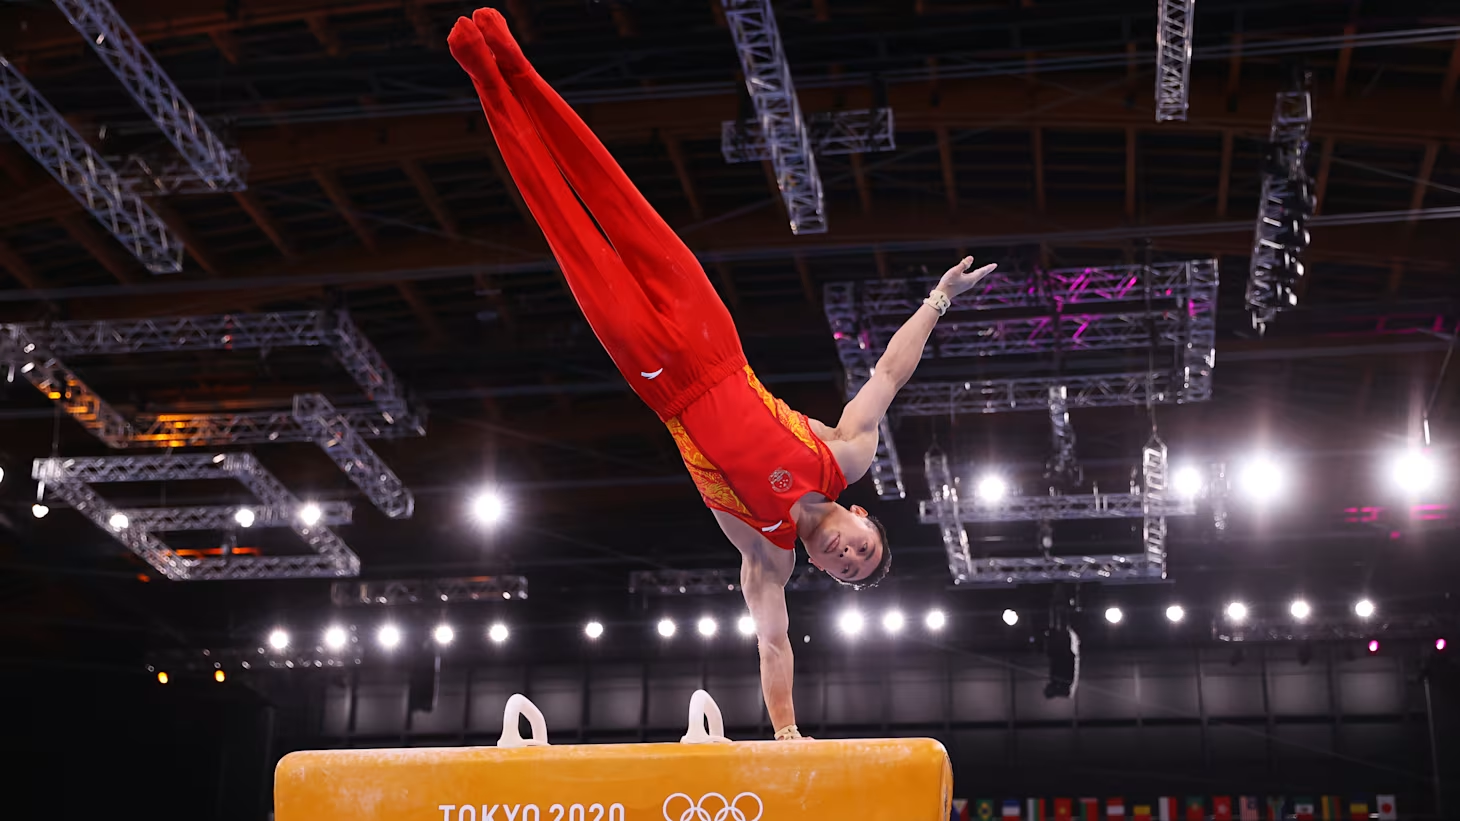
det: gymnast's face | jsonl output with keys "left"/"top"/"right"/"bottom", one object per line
{"left": 804, "top": 504, "right": 883, "bottom": 583}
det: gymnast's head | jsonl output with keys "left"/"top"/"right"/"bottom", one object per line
{"left": 802, "top": 503, "right": 891, "bottom": 589}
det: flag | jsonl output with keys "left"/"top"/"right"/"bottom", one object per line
{"left": 1027, "top": 799, "right": 1047, "bottom": 821}
{"left": 1157, "top": 798, "right": 1179, "bottom": 821}
{"left": 1266, "top": 797, "right": 1286, "bottom": 821}
{"left": 1003, "top": 800, "right": 1022, "bottom": 820}
{"left": 1080, "top": 798, "right": 1100, "bottom": 821}
{"left": 1213, "top": 796, "right": 1232, "bottom": 821}
{"left": 1185, "top": 797, "right": 1205, "bottom": 821}
{"left": 1133, "top": 806, "right": 1151, "bottom": 821}
{"left": 1238, "top": 797, "right": 1259, "bottom": 821}
{"left": 1349, "top": 802, "right": 1368, "bottom": 821}
{"left": 1054, "top": 799, "right": 1074, "bottom": 821}
{"left": 1376, "top": 795, "right": 1397, "bottom": 821}
{"left": 976, "top": 800, "right": 996, "bottom": 821}
{"left": 1321, "top": 796, "right": 1340, "bottom": 820}
{"left": 1294, "top": 798, "right": 1315, "bottom": 821}
{"left": 953, "top": 800, "right": 970, "bottom": 821}
{"left": 1107, "top": 799, "right": 1125, "bottom": 820}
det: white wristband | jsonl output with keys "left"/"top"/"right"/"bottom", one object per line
{"left": 923, "top": 289, "right": 951, "bottom": 317}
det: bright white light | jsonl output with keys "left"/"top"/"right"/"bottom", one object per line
{"left": 1290, "top": 599, "right": 1312, "bottom": 621}
{"left": 1391, "top": 450, "right": 1438, "bottom": 495}
{"left": 584, "top": 621, "right": 604, "bottom": 639}
{"left": 108, "top": 512, "right": 129, "bottom": 531}
{"left": 377, "top": 624, "right": 402, "bottom": 649}
{"left": 1355, "top": 599, "right": 1375, "bottom": 619}
{"left": 31, "top": 503, "right": 49, "bottom": 519}
{"left": 299, "top": 503, "right": 323, "bottom": 526}
{"left": 925, "top": 609, "right": 947, "bottom": 631}
{"left": 975, "top": 475, "right": 1008, "bottom": 503}
{"left": 234, "top": 507, "right": 256, "bottom": 528}
{"left": 1226, "top": 602, "right": 1248, "bottom": 623}
{"left": 471, "top": 489, "right": 507, "bottom": 525}
{"left": 1104, "top": 607, "right": 1123, "bottom": 625}
{"left": 488, "top": 623, "right": 509, "bottom": 643}
{"left": 736, "top": 615, "right": 756, "bottom": 636}
{"left": 433, "top": 624, "right": 455, "bottom": 645}
{"left": 882, "top": 609, "right": 906, "bottom": 634}
{"left": 1165, "top": 604, "right": 1186, "bottom": 623}
{"left": 267, "top": 628, "right": 290, "bottom": 651}
{"left": 656, "top": 618, "right": 676, "bottom": 638}
{"left": 696, "top": 616, "right": 718, "bottom": 637}
{"left": 1172, "top": 466, "right": 1204, "bottom": 499}
{"left": 1002, "top": 608, "right": 1019, "bottom": 627}
{"left": 1238, "top": 456, "right": 1284, "bottom": 502}
{"left": 838, "top": 609, "right": 865, "bottom": 636}
{"left": 323, "top": 625, "right": 348, "bottom": 651}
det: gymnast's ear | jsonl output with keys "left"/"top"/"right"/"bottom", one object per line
{"left": 850, "top": 504, "right": 869, "bottom": 518}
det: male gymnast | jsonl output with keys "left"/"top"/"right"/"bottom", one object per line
{"left": 449, "top": 10, "right": 995, "bottom": 741}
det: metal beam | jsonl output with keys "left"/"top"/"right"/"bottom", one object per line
{"left": 936, "top": 125, "right": 958, "bottom": 213}
{"left": 848, "top": 151, "right": 873, "bottom": 215}
{"left": 1155, "top": 0, "right": 1195, "bottom": 121}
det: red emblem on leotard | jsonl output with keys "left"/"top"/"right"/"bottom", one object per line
{"left": 768, "top": 468, "right": 793, "bottom": 493}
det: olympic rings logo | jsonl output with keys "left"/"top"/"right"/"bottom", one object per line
{"left": 661, "top": 793, "right": 763, "bottom": 821}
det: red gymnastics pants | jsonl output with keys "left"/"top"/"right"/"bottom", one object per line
{"left": 449, "top": 11, "right": 747, "bottom": 421}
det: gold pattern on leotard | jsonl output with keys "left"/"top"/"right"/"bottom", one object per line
{"left": 743, "top": 366, "right": 820, "bottom": 454}
{"left": 666, "top": 416, "right": 750, "bottom": 515}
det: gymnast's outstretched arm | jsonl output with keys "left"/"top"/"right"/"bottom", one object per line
{"left": 715, "top": 510, "right": 801, "bottom": 738}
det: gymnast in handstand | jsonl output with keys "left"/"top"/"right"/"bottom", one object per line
{"left": 449, "top": 10, "right": 995, "bottom": 741}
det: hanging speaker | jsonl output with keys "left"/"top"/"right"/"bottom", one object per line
{"left": 408, "top": 652, "right": 440, "bottom": 713}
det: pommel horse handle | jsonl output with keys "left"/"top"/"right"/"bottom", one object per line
{"left": 498, "top": 693, "right": 550, "bottom": 748}
{"left": 679, "top": 689, "right": 730, "bottom": 744}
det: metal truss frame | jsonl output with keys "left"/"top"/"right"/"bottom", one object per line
{"left": 331, "top": 576, "right": 530, "bottom": 606}
{"left": 293, "top": 393, "right": 413, "bottom": 519}
{"left": 33, "top": 453, "right": 359, "bottom": 581}
{"left": 721, "top": 0, "right": 826, "bottom": 235}
{"left": 1247, "top": 89, "right": 1312, "bottom": 331}
{"left": 1155, "top": 0, "right": 1196, "bottom": 122}
{"left": 628, "top": 566, "right": 838, "bottom": 595}
{"left": 0, "top": 54, "right": 183, "bottom": 273}
{"left": 115, "top": 502, "right": 352, "bottom": 531}
{"left": 721, "top": 108, "right": 896, "bottom": 163}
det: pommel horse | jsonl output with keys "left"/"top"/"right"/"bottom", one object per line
{"left": 276, "top": 690, "right": 952, "bottom": 821}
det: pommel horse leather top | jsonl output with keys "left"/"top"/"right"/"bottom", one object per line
{"left": 275, "top": 691, "right": 953, "bottom": 821}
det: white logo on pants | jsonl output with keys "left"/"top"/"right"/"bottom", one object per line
{"left": 662, "top": 793, "right": 763, "bottom": 821}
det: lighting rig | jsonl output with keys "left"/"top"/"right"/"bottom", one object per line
{"left": 629, "top": 566, "right": 838, "bottom": 596}
{"left": 1154, "top": 0, "right": 1196, "bottom": 122}
{"left": 1245, "top": 69, "right": 1315, "bottom": 332}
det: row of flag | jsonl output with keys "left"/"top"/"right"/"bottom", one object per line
{"left": 953, "top": 795, "right": 1399, "bottom": 821}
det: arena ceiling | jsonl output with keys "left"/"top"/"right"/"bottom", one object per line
{"left": 0, "top": 0, "right": 1457, "bottom": 659}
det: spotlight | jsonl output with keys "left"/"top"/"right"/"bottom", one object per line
{"left": 214, "top": 669, "right": 226, "bottom": 683}
{"left": 267, "top": 628, "right": 290, "bottom": 651}
{"left": 471, "top": 489, "right": 507, "bottom": 525}
{"left": 157, "top": 671, "right": 169, "bottom": 684}
{"left": 837, "top": 609, "right": 865, "bottom": 636}
{"left": 1238, "top": 456, "right": 1284, "bottom": 502}
{"left": 736, "top": 615, "right": 756, "bottom": 636}
{"left": 1290, "top": 600, "right": 1311, "bottom": 621}
{"left": 1355, "top": 599, "right": 1375, "bottom": 619}
{"left": 488, "top": 623, "right": 509, "bottom": 643}
{"left": 1367, "top": 639, "right": 1380, "bottom": 654}
{"left": 1391, "top": 450, "right": 1438, "bottom": 495}
{"left": 696, "top": 616, "right": 718, "bottom": 637}
{"left": 433, "top": 624, "right": 455, "bottom": 646}
{"left": 377, "top": 624, "right": 402, "bottom": 649}
{"left": 323, "top": 625, "right": 348, "bottom": 651}
{"left": 299, "top": 503, "right": 323, "bottom": 526}
{"left": 108, "top": 511, "right": 129, "bottom": 531}
{"left": 1225, "top": 602, "right": 1248, "bottom": 623}
{"left": 975, "top": 475, "right": 1007, "bottom": 503}
{"left": 31, "top": 503, "right": 49, "bottom": 519}
{"left": 584, "top": 621, "right": 604, "bottom": 640}
{"left": 1165, "top": 604, "right": 1185, "bottom": 623}
{"left": 657, "top": 618, "right": 676, "bottom": 638}
{"left": 882, "top": 609, "right": 906, "bottom": 634}
{"left": 1104, "top": 607, "right": 1123, "bottom": 625}
{"left": 1002, "top": 608, "right": 1019, "bottom": 627}
{"left": 1172, "top": 466, "right": 1204, "bottom": 500}
{"left": 234, "top": 507, "right": 256, "bottom": 528}
{"left": 925, "top": 609, "right": 947, "bottom": 631}
{"left": 1436, "top": 638, "right": 1447, "bottom": 652}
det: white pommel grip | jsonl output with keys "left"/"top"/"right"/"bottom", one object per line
{"left": 680, "top": 689, "right": 731, "bottom": 744}
{"left": 497, "top": 693, "right": 550, "bottom": 748}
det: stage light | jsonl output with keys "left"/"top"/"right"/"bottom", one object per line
{"left": 1238, "top": 456, "right": 1284, "bottom": 501}
{"left": 267, "top": 628, "right": 290, "bottom": 651}
{"left": 925, "top": 609, "right": 947, "bottom": 631}
{"left": 214, "top": 669, "right": 226, "bottom": 683}
{"left": 838, "top": 609, "right": 865, "bottom": 636}
{"left": 1104, "top": 607, "right": 1123, "bottom": 625}
{"left": 323, "top": 625, "right": 348, "bottom": 651}
{"left": 1172, "top": 466, "right": 1204, "bottom": 500}
{"left": 1391, "top": 450, "right": 1438, "bottom": 495}
{"left": 157, "top": 671, "right": 169, "bottom": 684}
{"left": 882, "top": 609, "right": 905, "bottom": 634}
{"left": 0, "top": 466, "right": 5, "bottom": 484}
{"left": 299, "top": 503, "right": 323, "bottom": 526}
{"left": 1002, "top": 608, "right": 1019, "bottom": 626}
{"left": 1225, "top": 602, "right": 1248, "bottom": 623}
{"left": 471, "top": 489, "right": 507, "bottom": 525}
{"left": 488, "top": 623, "right": 509, "bottom": 643}
{"left": 1355, "top": 599, "right": 1375, "bottom": 619}
{"left": 108, "top": 512, "right": 129, "bottom": 531}
{"left": 377, "top": 623, "right": 402, "bottom": 649}
{"left": 31, "top": 503, "right": 49, "bottom": 519}
{"left": 1435, "top": 638, "right": 1447, "bottom": 651}
{"left": 1290, "top": 599, "right": 1312, "bottom": 621}
{"left": 584, "top": 621, "right": 604, "bottom": 639}
{"left": 234, "top": 507, "right": 256, "bottom": 528}
{"left": 1367, "top": 639, "right": 1380, "bottom": 654}
{"left": 656, "top": 618, "right": 676, "bottom": 638}
{"left": 697, "top": 616, "right": 718, "bottom": 637}
{"left": 975, "top": 475, "right": 1007, "bottom": 503}
{"left": 736, "top": 614, "right": 756, "bottom": 636}
{"left": 433, "top": 624, "right": 455, "bottom": 646}
{"left": 1166, "top": 604, "right": 1186, "bottom": 623}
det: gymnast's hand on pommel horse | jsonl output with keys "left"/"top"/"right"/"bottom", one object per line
{"left": 448, "top": 9, "right": 996, "bottom": 740}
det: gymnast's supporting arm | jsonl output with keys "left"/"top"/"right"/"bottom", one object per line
{"left": 735, "top": 529, "right": 801, "bottom": 738}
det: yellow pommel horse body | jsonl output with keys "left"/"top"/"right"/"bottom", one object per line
{"left": 276, "top": 690, "right": 952, "bottom": 821}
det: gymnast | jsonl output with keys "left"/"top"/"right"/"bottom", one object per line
{"left": 449, "top": 10, "right": 995, "bottom": 742}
